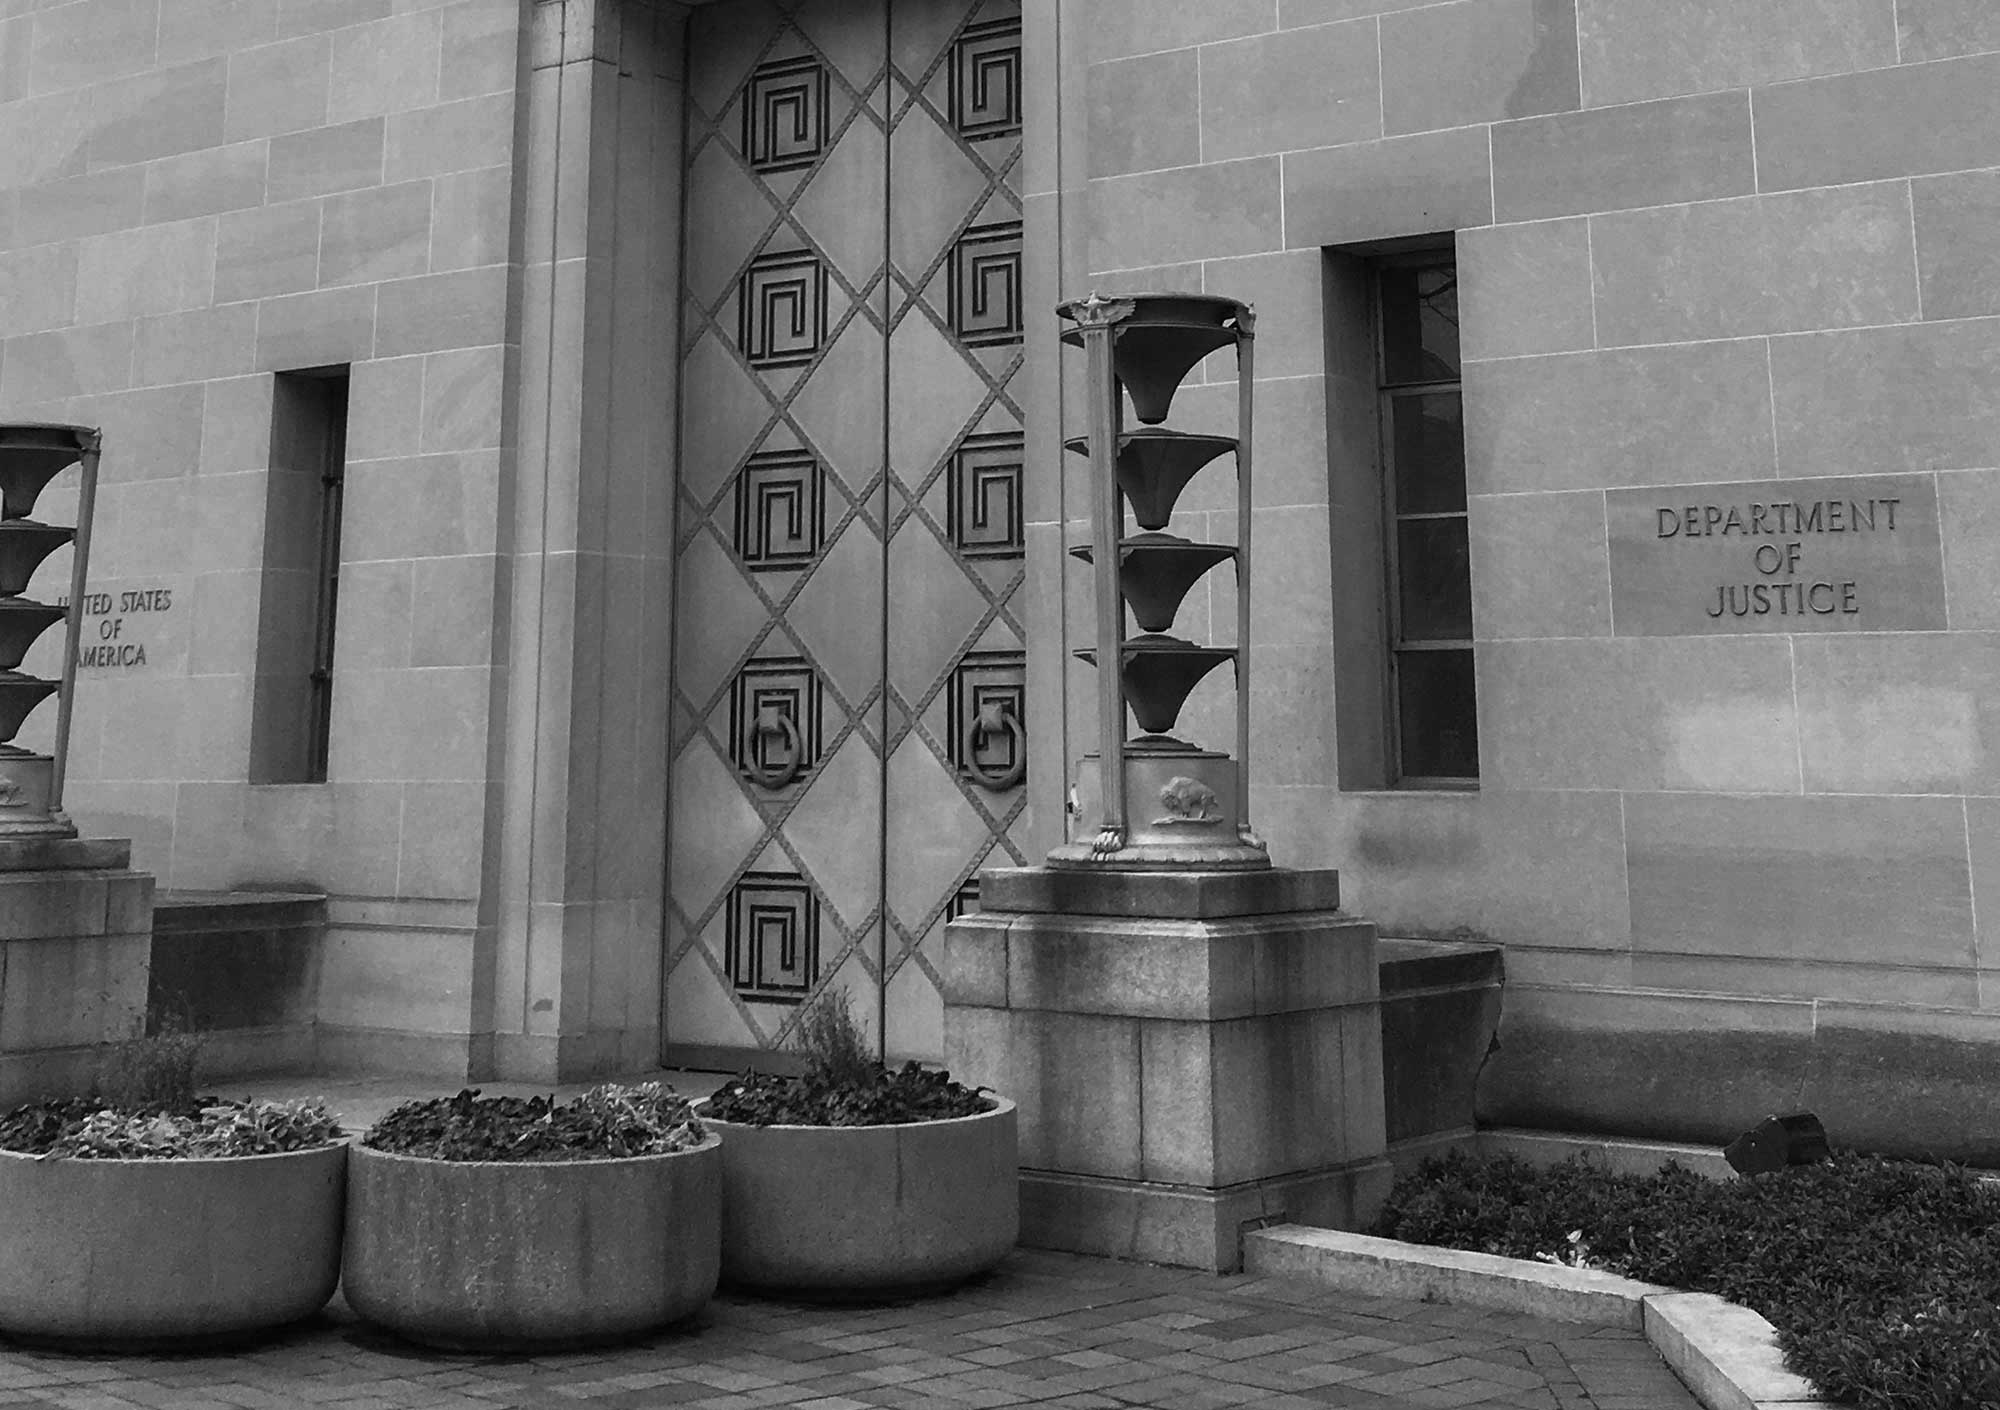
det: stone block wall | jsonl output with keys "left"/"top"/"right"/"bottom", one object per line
{"left": 6, "top": 0, "right": 1997, "bottom": 1134}
{"left": 0, "top": 0, "right": 691, "bottom": 1082}
{"left": 1027, "top": 0, "right": 2000, "bottom": 1156}
{"left": 0, "top": 0, "right": 525, "bottom": 1074}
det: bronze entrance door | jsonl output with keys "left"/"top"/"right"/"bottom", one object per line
{"left": 665, "top": 0, "right": 1027, "bottom": 1066}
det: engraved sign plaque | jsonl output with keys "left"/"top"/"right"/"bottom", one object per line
{"left": 1607, "top": 473, "right": 1946, "bottom": 636}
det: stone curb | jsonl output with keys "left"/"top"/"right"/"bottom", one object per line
{"left": 1243, "top": 1227, "right": 1841, "bottom": 1410}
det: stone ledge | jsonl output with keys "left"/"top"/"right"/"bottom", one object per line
{"left": 1477, "top": 1126, "right": 1737, "bottom": 1180}
{"left": 1378, "top": 935, "right": 1504, "bottom": 993}
{"left": 947, "top": 910, "right": 1379, "bottom": 1021}
{"left": 0, "top": 836, "right": 130, "bottom": 872}
{"left": 155, "top": 889, "right": 325, "bottom": 921}
{"left": 976, "top": 866, "right": 1341, "bottom": 919}
{"left": 1242, "top": 1226, "right": 1659, "bottom": 1328}
{"left": 1645, "top": 1292, "right": 1824, "bottom": 1410}
{"left": 1243, "top": 1226, "right": 1842, "bottom": 1410}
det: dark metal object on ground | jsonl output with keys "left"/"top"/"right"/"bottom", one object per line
{"left": 1723, "top": 1112, "right": 1831, "bottom": 1174}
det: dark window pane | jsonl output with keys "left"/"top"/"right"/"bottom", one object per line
{"left": 1390, "top": 390, "right": 1465, "bottom": 513}
{"left": 1396, "top": 517, "right": 1472, "bottom": 642}
{"left": 1397, "top": 648, "right": 1478, "bottom": 779}
{"left": 1380, "top": 263, "right": 1459, "bottom": 384}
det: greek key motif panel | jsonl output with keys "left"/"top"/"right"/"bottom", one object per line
{"left": 949, "top": 432, "right": 1025, "bottom": 559}
{"left": 951, "top": 18, "right": 1022, "bottom": 140}
{"left": 734, "top": 451, "right": 825, "bottom": 570}
{"left": 729, "top": 658, "right": 823, "bottom": 789}
{"left": 744, "top": 57, "right": 829, "bottom": 173}
{"left": 673, "top": 0, "right": 1025, "bottom": 1066}
{"left": 739, "top": 251, "right": 827, "bottom": 368}
{"left": 949, "top": 221, "right": 1024, "bottom": 347}
{"left": 949, "top": 650, "right": 1026, "bottom": 791}
{"left": 726, "top": 874, "right": 821, "bottom": 1003}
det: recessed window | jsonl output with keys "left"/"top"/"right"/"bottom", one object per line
{"left": 1377, "top": 257, "right": 1477, "bottom": 783}
{"left": 251, "top": 368, "right": 348, "bottom": 785}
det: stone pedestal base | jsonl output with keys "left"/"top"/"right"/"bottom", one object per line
{"left": 1048, "top": 750, "right": 1271, "bottom": 871}
{"left": 0, "top": 838, "right": 156, "bottom": 1107}
{"left": 1021, "top": 1162, "right": 1389, "bottom": 1273}
{"left": 944, "top": 866, "right": 1390, "bottom": 1273}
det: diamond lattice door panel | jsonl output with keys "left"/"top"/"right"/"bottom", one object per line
{"left": 882, "top": 0, "right": 1026, "bottom": 1063}
{"left": 669, "top": 0, "right": 1025, "bottom": 1066}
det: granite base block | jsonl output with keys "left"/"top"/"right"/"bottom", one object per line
{"left": 947, "top": 867, "right": 1390, "bottom": 1275}
{"left": 1020, "top": 1160, "right": 1393, "bottom": 1274}
{"left": 0, "top": 849, "right": 157, "bottom": 1105}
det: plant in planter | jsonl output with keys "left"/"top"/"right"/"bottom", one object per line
{"left": 702, "top": 990, "right": 1018, "bottom": 1296}
{"left": 0, "top": 1021, "right": 346, "bottom": 1348}
{"left": 342, "top": 1082, "right": 719, "bottom": 1350}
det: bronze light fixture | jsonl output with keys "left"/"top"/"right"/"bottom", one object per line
{"left": 0, "top": 425, "right": 102, "bottom": 836}
{"left": 1050, "top": 293, "right": 1269, "bottom": 871}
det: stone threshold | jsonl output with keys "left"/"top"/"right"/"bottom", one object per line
{"left": 1244, "top": 1225, "right": 1835, "bottom": 1410}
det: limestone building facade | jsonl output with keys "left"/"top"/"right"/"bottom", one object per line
{"left": 3, "top": 0, "right": 1999, "bottom": 1158}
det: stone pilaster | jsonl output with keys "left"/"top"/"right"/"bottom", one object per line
{"left": 486, "top": 0, "right": 688, "bottom": 1080}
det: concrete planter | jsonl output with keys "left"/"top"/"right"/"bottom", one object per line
{"left": 0, "top": 1142, "right": 346, "bottom": 1348}
{"left": 342, "top": 1133, "right": 722, "bottom": 1349}
{"left": 704, "top": 1098, "right": 1017, "bottom": 1294}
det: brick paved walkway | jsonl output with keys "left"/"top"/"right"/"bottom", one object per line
{"left": 0, "top": 1249, "right": 1698, "bottom": 1410}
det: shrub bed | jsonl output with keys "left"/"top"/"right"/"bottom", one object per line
{"left": 364, "top": 1084, "right": 704, "bottom": 1161}
{"left": 1374, "top": 1150, "right": 2000, "bottom": 1410}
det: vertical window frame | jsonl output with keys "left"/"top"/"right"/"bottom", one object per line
{"left": 251, "top": 367, "right": 349, "bottom": 787}
{"left": 305, "top": 378, "right": 347, "bottom": 782}
{"left": 1374, "top": 253, "right": 1478, "bottom": 788}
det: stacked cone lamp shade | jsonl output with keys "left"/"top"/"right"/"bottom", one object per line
{"left": 1052, "top": 293, "right": 1269, "bottom": 870}
{"left": 0, "top": 425, "right": 98, "bottom": 836}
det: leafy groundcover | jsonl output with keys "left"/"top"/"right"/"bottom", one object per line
{"left": 0, "top": 1096, "right": 341, "bottom": 1159}
{"left": 703, "top": 987, "right": 993, "bottom": 1127}
{"left": 1374, "top": 1150, "right": 2000, "bottom": 1410}
{"left": 364, "top": 1084, "right": 705, "bottom": 1161}
{"left": 703, "top": 1062, "right": 993, "bottom": 1128}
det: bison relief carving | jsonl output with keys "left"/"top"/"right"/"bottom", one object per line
{"left": 1153, "top": 775, "right": 1220, "bottom": 826}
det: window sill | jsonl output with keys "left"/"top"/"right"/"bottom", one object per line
{"left": 1339, "top": 781, "right": 1480, "bottom": 796}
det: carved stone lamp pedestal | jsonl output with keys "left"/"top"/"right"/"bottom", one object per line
{"left": 944, "top": 297, "right": 1389, "bottom": 1273}
{"left": 0, "top": 426, "right": 156, "bottom": 1108}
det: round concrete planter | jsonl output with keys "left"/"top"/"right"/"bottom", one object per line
{"left": 342, "top": 1133, "right": 722, "bottom": 1350}
{"left": 704, "top": 1098, "right": 1017, "bottom": 1295}
{"left": 0, "top": 1142, "right": 346, "bottom": 1348}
